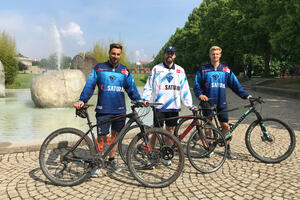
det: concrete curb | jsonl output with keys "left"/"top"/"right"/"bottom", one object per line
{"left": 252, "top": 85, "right": 300, "bottom": 100}
{"left": 0, "top": 140, "right": 42, "bottom": 154}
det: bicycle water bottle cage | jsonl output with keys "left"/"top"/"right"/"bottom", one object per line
{"left": 76, "top": 108, "right": 87, "bottom": 118}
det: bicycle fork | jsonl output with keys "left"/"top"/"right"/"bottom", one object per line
{"left": 259, "top": 122, "right": 273, "bottom": 142}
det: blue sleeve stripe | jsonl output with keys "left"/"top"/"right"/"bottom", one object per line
{"left": 181, "top": 77, "right": 187, "bottom": 88}
{"left": 143, "top": 94, "right": 151, "bottom": 100}
{"left": 183, "top": 91, "right": 188, "bottom": 99}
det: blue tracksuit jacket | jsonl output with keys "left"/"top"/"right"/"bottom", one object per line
{"left": 193, "top": 63, "right": 250, "bottom": 109}
{"left": 78, "top": 61, "right": 141, "bottom": 114}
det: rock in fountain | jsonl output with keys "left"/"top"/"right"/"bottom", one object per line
{"left": 30, "top": 69, "right": 86, "bottom": 108}
{"left": 0, "top": 61, "right": 5, "bottom": 97}
{"left": 71, "top": 53, "right": 98, "bottom": 80}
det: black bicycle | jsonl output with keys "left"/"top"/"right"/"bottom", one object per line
{"left": 175, "top": 97, "right": 296, "bottom": 163}
{"left": 39, "top": 101, "right": 185, "bottom": 188}
{"left": 118, "top": 104, "right": 227, "bottom": 173}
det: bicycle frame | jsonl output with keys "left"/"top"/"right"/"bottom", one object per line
{"left": 64, "top": 106, "right": 148, "bottom": 165}
{"left": 156, "top": 110, "right": 212, "bottom": 148}
{"left": 212, "top": 103, "right": 267, "bottom": 141}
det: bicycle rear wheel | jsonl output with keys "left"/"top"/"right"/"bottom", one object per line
{"left": 187, "top": 126, "right": 227, "bottom": 173}
{"left": 245, "top": 118, "right": 296, "bottom": 163}
{"left": 39, "top": 128, "right": 95, "bottom": 186}
{"left": 127, "top": 128, "right": 184, "bottom": 188}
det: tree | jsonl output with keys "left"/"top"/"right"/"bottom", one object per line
{"left": 61, "top": 56, "right": 72, "bottom": 69}
{"left": 150, "top": 0, "right": 299, "bottom": 77}
{"left": 0, "top": 31, "right": 18, "bottom": 84}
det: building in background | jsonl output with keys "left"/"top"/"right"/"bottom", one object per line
{"left": 18, "top": 56, "right": 45, "bottom": 74}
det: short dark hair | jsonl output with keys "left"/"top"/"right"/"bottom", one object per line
{"left": 109, "top": 43, "right": 123, "bottom": 52}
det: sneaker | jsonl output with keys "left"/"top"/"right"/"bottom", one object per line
{"left": 226, "top": 148, "right": 236, "bottom": 159}
{"left": 90, "top": 167, "right": 100, "bottom": 178}
{"left": 107, "top": 160, "right": 122, "bottom": 172}
{"left": 161, "top": 159, "right": 172, "bottom": 166}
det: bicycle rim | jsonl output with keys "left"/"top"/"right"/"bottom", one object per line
{"left": 39, "top": 128, "right": 94, "bottom": 186}
{"left": 187, "top": 127, "right": 227, "bottom": 173}
{"left": 246, "top": 118, "right": 296, "bottom": 163}
{"left": 127, "top": 128, "right": 184, "bottom": 188}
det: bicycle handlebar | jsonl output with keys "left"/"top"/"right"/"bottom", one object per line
{"left": 249, "top": 97, "right": 264, "bottom": 105}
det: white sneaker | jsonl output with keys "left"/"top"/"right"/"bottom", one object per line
{"left": 161, "top": 159, "right": 172, "bottom": 166}
{"left": 90, "top": 168, "right": 100, "bottom": 178}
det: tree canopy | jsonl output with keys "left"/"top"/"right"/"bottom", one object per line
{"left": 151, "top": 0, "right": 300, "bottom": 77}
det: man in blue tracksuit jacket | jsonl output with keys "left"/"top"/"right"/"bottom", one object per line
{"left": 193, "top": 46, "right": 251, "bottom": 159}
{"left": 74, "top": 43, "right": 142, "bottom": 175}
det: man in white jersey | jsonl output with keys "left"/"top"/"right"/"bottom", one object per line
{"left": 142, "top": 46, "right": 196, "bottom": 165}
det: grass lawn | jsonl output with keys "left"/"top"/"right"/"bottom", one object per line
{"left": 132, "top": 74, "right": 148, "bottom": 87}
{"left": 259, "top": 78, "right": 300, "bottom": 90}
{"left": 5, "top": 73, "right": 37, "bottom": 89}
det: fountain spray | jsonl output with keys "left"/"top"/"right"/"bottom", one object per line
{"left": 52, "top": 23, "right": 62, "bottom": 71}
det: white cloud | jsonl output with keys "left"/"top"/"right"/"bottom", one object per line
{"left": 60, "top": 22, "right": 86, "bottom": 46}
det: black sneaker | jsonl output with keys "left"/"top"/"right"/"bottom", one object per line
{"left": 226, "top": 148, "right": 236, "bottom": 159}
{"left": 106, "top": 160, "right": 122, "bottom": 172}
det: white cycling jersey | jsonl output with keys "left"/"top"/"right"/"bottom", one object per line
{"left": 142, "top": 62, "right": 194, "bottom": 112}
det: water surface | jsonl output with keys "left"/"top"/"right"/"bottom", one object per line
{"left": 0, "top": 88, "right": 197, "bottom": 142}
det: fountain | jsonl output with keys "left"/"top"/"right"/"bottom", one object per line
{"left": 52, "top": 23, "right": 62, "bottom": 71}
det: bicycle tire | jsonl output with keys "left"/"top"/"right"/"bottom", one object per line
{"left": 127, "top": 127, "right": 185, "bottom": 188}
{"left": 118, "top": 125, "right": 151, "bottom": 164}
{"left": 186, "top": 126, "right": 227, "bottom": 173}
{"left": 245, "top": 118, "right": 296, "bottom": 163}
{"left": 39, "top": 127, "right": 95, "bottom": 186}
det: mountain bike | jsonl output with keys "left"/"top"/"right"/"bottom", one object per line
{"left": 39, "top": 101, "right": 185, "bottom": 188}
{"left": 175, "top": 97, "right": 296, "bottom": 163}
{"left": 118, "top": 104, "right": 227, "bottom": 173}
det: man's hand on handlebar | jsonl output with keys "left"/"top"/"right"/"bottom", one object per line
{"left": 199, "top": 95, "right": 209, "bottom": 101}
{"left": 143, "top": 100, "right": 150, "bottom": 106}
{"left": 189, "top": 105, "right": 198, "bottom": 111}
{"left": 74, "top": 101, "right": 84, "bottom": 109}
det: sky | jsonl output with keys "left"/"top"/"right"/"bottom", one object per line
{"left": 0, "top": 0, "right": 202, "bottom": 63}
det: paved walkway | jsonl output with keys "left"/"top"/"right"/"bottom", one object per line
{"left": 0, "top": 84, "right": 300, "bottom": 199}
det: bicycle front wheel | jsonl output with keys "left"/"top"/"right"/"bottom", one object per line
{"left": 245, "top": 118, "right": 296, "bottom": 163}
{"left": 187, "top": 126, "right": 227, "bottom": 173}
{"left": 39, "top": 128, "right": 95, "bottom": 186}
{"left": 127, "top": 128, "right": 184, "bottom": 188}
